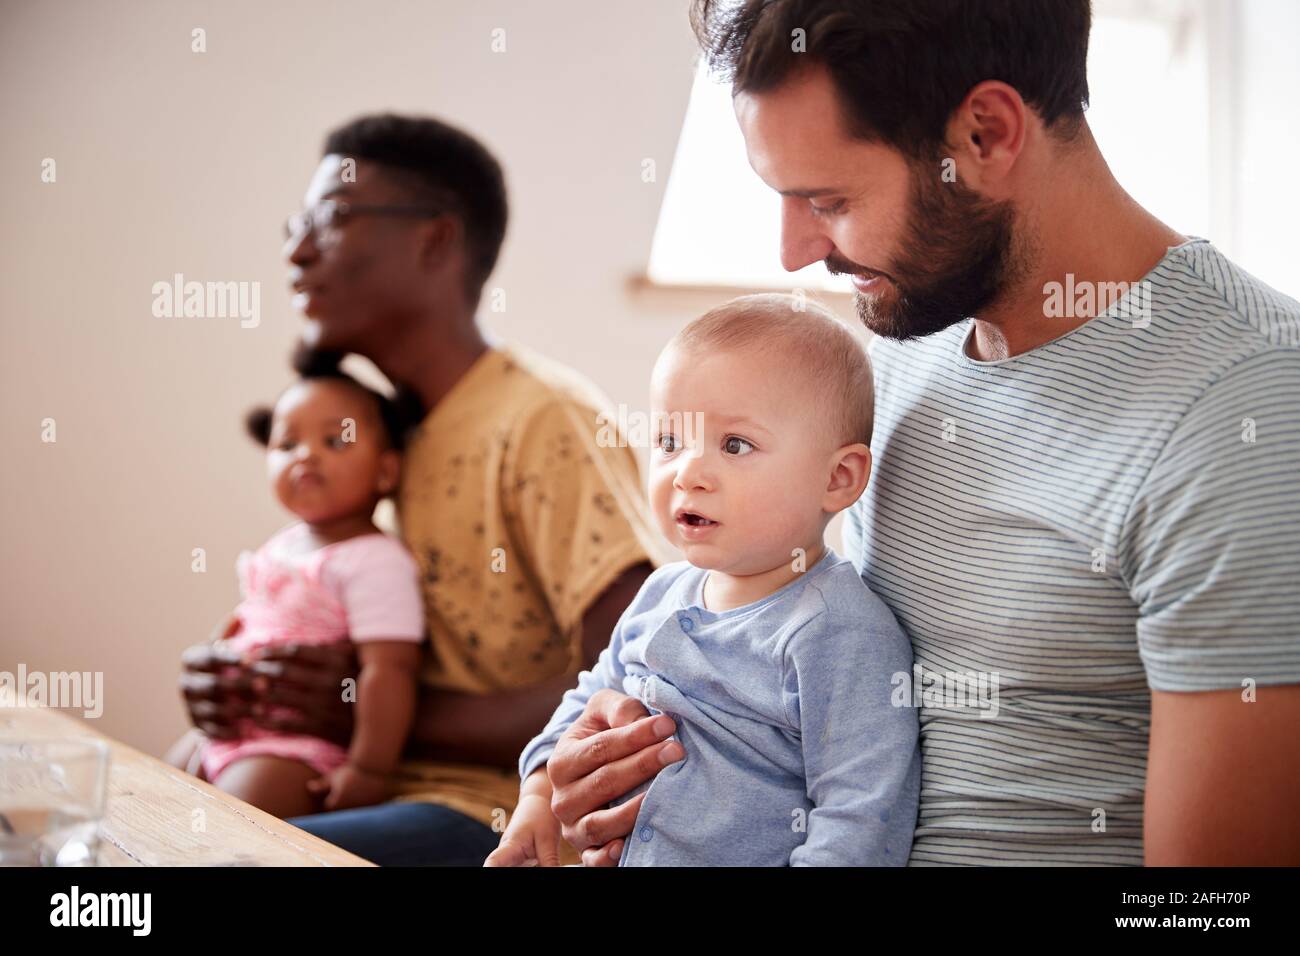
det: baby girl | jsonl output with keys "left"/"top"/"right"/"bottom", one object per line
{"left": 168, "top": 352, "right": 426, "bottom": 818}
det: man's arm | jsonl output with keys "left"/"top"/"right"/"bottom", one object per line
{"left": 1124, "top": 348, "right": 1300, "bottom": 864}
{"left": 405, "top": 562, "right": 654, "bottom": 767}
{"left": 1145, "top": 684, "right": 1300, "bottom": 865}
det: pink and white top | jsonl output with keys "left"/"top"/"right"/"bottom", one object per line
{"left": 200, "top": 523, "right": 425, "bottom": 782}
{"left": 230, "top": 522, "right": 425, "bottom": 651}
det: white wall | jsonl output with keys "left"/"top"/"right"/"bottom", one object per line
{"left": 0, "top": 0, "right": 715, "bottom": 756}
{"left": 1232, "top": 0, "right": 1300, "bottom": 290}
{"left": 2, "top": 0, "right": 1293, "bottom": 758}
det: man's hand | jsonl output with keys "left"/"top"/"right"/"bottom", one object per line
{"left": 179, "top": 642, "right": 257, "bottom": 740}
{"left": 245, "top": 642, "right": 360, "bottom": 747}
{"left": 546, "top": 689, "right": 684, "bottom": 867}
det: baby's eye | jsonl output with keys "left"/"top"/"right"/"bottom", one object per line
{"left": 657, "top": 434, "right": 680, "bottom": 454}
{"left": 274, "top": 438, "right": 297, "bottom": 452}
{"left": 325, "top": 435, "right": 348, "bottom": 450}
{"left": 723, "top": 436, "right": 755, "bottom": 456}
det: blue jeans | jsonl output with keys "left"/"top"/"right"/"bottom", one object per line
{"left": 288, "top": 801, "right": 499, "bottom": 866}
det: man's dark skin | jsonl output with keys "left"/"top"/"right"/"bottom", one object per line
{"left": 177, "top": 154, "right": 673, "bottom": 811}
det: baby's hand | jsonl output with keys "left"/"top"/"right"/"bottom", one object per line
{"left": 308, "top": 763, "right": 392, "bottom": 812}
{"left": 483, "top": 793, "right": 563, "bottom": 867}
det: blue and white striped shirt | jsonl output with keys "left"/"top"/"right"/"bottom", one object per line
{"left": 844, "top": 237, "right": 1300, "bottom": 865}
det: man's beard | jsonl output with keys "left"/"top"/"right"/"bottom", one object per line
{"left": 827, "top": 163, "right": 1021, "bottom": 341}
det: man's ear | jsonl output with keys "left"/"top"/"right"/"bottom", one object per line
{"left": 824, "top": 443, "right": 872, "bottom": 514}
{"left": 418, "top": 215, "right": 462, "bottom": 270}
{"left": 945, "top": 79, "right": 1027, "bottom": 191}
{"left": 376, "top": 448, "right": 402, "bottom": 496}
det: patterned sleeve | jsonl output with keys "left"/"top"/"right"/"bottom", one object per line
{"left": 502, "top": 397, "right": 660, "bottom": 657}
{"left": 1123, "top": 348, "right": 1300, "bottom": 691}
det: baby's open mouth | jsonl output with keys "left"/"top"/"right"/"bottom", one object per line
{"left": 677, "top": 512, "right": 718, "bottom": 527}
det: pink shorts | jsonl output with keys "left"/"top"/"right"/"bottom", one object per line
{"left": 200, "top": 721, "right": 349, "bottom": 782}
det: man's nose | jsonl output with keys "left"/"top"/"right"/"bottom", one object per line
{"left": 283, "top": 226, "right": 319, "bottom": 267}
{"left": 779, "top": 198, "right": 833, "bottom": 273}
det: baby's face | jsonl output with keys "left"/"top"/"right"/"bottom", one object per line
{"left": 649, "top": 345, "right": 835, "bottom": 575}
{"left": 266, "top": 379, "right": 394, "bottom": 525}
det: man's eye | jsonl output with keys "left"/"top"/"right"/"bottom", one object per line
{"left": 810, "top": 199, "right": 846, "bottom": 217}
{"left": 657, "top": 434, "right": 680, "bottom": 454}
{"left": 723, "top": 436, "right": 755, "bottom": 455}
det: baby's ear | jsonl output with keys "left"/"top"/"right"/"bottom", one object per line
{"left": 375, "top": 447, "right": 402, "bottom": 497}
{"left": 244, "top": 406, "right": 273, "bottom": 446}
{"left": 825, "top": 443, "right": 872, "bottom": 513}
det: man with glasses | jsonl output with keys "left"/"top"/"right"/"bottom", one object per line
{"left": 173, "top": 113, "right": 664, "bottom": 866}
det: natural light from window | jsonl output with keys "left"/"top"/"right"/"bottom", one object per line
{"left": 647, "top": 0, "right": 1214, "bottom": 291}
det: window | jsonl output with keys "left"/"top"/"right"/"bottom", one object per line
{"left": 646, "top": 0, "right": 1221, "bottom": 291}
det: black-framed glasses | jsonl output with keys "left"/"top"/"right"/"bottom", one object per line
{"left": 284, "top": 199, "right": 443, "bottom": 243}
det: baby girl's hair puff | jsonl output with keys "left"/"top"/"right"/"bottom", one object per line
{"left": 244, "top": 345, "right": 424, "bottom": 451}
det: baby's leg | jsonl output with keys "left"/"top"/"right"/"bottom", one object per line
{"left": 163, "top": 729, "right": 209, "bottom": 780}
{"left": 212, "top": 755, "right": 322, "bottom": 819}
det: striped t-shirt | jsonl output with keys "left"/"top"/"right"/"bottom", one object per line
{"left": 843, "top": 237, "right": 1300, "bottom": 865}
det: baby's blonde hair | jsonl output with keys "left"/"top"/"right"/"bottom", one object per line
{"left": 668, "top": 293, "right": 875, "bottom": 449}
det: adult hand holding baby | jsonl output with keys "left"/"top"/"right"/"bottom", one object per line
{"left": 245, "top": 642, "right": 359, "bottom": 747}
{"left": 178, "top": 641, "right": 257, "bottom": 741}
{"left": 545, "top": 689, "right": 684, "bottom": 867}
{"left": 178, "top": 639, "right": 358, "bottom": 748}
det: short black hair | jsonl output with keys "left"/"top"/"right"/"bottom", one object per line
{"left": 323, "top": 113, "right": 509, "bottom": 301}
{"left": 245, "top": 345, "right": 424, "bottom": 452}
{"left": 692, "top": 0, "right": 1092, "bottom": 158}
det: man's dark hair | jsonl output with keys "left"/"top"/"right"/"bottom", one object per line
{"left": 324, "top": 113, "right": 508, "bottom": 301}
{"left": 691, "top": 0, "right": 1091, "bottom": 158}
